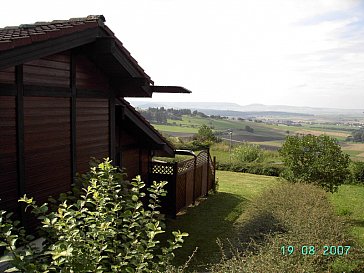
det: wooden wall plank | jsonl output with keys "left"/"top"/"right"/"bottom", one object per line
{"left": 23, "top": 52, "right": 70, "bottom": 88}
{"left": 121, "top": 148, "right": 140, "bottom": 179}
{"left": 76, "top": 98, "right": 109, "bottom": 174}
{"left": 23, "top": 97, "right": 71, "bottom": 205}
{"left": 0, "top": 67, "right": 15, "bottom": 84}
{"left": 0, "top": 96, "right": 18, "bottom": 212}
{"left": 76, "top": 55, "right": 109, "bottom": 92}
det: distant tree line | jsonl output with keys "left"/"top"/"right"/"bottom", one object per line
{"left": 347, "top": 128, "right": 364, "bottom": 142}
{"left": 139, "top": 107, "right": 225, "bottom": 124}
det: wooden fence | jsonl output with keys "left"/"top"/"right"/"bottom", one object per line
{"left": 149, "top": 150, "right": 216, "bottom": 217}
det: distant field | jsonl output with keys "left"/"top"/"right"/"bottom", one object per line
{"left": 294, "top": 129, "right": 350, "bottom": 138}
{"left": 342, "top": 143, "right": 364, "bottom": 151}
{"left": 151, "top": 115, "right": 364, "bottom": 160}
{"left": 152, "top": 124, "right": 198, "bottom": 134}
{"left": 341, "top": 143, "right": 364, "bottom": 159}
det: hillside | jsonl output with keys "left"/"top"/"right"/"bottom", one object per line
{"left": 152, "top": 114, "right": 351, "bottom": 144}
{"left": 129, "top": 100, "right": 364, "bottom": 117}
{"left": 147, "top": 113, "right": 364, "bottom": 160}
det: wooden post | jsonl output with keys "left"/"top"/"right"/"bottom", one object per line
{"left": 172, "top": 162, "right": 178, "bottom": 218}
{"left": 16, "top": 65, "right": 25, "bottom": 225}
{"left": 206, "top": 149, "right": 210, "bottom": 196}
{"left": 109, "top": 94, "right": 116, "bottom": 164}
{"left": 193, "top": 155, "right": 197, "bottom": 205}
{"left": 70, "top": 51, "right": 77, "bottom": 183}
{"left": 213, "top": 156, "right": 216, "bottom": 190}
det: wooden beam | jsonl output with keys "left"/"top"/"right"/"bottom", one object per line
{"left": 0, "top": 28, "right": 101, "bottom": 70}
{"left": 76, "top": 89, "right": 108, "bottom": 98}
{"left": 15, "top": 65, "right": 25, "bottom": 224}
{"left": 23, "top": 85, "right": 71, "bottom": 97}
{"left": 150, "top": 86, "right": 192, "bottom": 94}
{"left": 172, "top": 163, "right": 178, "bottom": 218}
{"left": 101, "top": 38, "right": 144, "bottom": 81}
{"left": 111, "top": 77, "right": 149, "bottom": 88}
{"left": 70, "top": 51, "right": 77, "bottom": 183}
{"left": 109, "top": 92, "right": 116, "bottom": 164}
{"left": 0, "top": 83, "right": 17, "bottom": 96}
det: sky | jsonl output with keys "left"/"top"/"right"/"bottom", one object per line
{"left": 1, "top": 0, "right": 364, "bottom": 109}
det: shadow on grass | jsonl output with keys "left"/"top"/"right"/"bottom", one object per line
{"left": 350, "top": 219, "right": 364, "bottom": 228}
{"left": 230, "top": 210, "right": 287, "bottom": 255}
{"left": 160, "top": 192, "right": 249, "bottom": 271}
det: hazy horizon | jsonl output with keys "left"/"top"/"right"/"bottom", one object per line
{"left": 128, "top": 99, "right": 364, "bottom": 111}
{"left": 2, "top": 0, "right": 364, "bottom": 109}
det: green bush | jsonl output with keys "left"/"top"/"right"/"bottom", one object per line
{"left": 194, "top": 124, "right": 216, "bottom": 143}
{"left": 210, "top": 182, "right": 364, "bottom": 273}
{"left": 232, "top": 143, "right": 263, "bottom": 163}
{"left": 279, "top": 134, "right": 350, "bottom": 193}
{"left": 216, "top": 162, "right": 285, "bottom": 177}
{"left": 349, "top": 161, "right": 364, "bottom": 184}
{"left": 0, "top": 159, "right": 188, "bottom": 272}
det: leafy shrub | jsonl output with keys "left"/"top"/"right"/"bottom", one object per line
{"left": 211, "top": 182, "right": 364, "bottom": 273}
{"left": 232, "top": 143, "right": 263, "bottom": 163}
{"left": 279, "top": 134, "right": 350, "bottom": 193}
{"left": 0, "top": 159, "right": 188, "bottom": 272}
{"left": 216, "top": 162, "right": 285, "bottom": 177}
{"left": 194, "top": 124, "right": 216, "bottom": 143}
{"left": 349, "top": 161, "right": 364, "bottom": 184}
{"left": 245, "top": 125, "right": 254, "bottom": 133}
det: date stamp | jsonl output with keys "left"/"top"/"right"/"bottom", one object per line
{"left": 280, "top": 245, "right": 351, "bottom": 256}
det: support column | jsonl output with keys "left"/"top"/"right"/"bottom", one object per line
{"left": 70, "top": 52, "right": 77, "bottom": 182}
{"left": 109, "top": 94, "right": 116, "bottom": 164}
{"left": 15, "top": 65, "right": 25, "bottom": 223}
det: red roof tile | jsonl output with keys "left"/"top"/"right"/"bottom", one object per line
{"left": 0, "top": 15, "right": 152, "bottom": 83}
{"left": 0, "top": 15, "right": 104, "bottom": 46}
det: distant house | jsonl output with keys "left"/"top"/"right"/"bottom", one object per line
{"left": 0, "top": 15, "right": 190, "bottom": 224}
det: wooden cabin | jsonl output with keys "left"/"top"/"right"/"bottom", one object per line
{"left": 0, "top": 15, "right": 190, "bottom": 222}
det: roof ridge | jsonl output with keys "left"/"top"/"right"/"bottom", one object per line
{"left": 1, "top": 15, "right": 105, "bottom": 31}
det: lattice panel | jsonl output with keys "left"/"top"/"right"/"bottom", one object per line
{"left": 196, "top": 150, "right": 208, "bottom": 166}
{"left": 151, "top": 163, "right": 174, "bottom": 175}
{"left": 177, "top": 158, "right": 195, "bottom": 174}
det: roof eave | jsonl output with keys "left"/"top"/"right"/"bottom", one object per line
{"left": 0, "top": 27, "right": 101, "bottom": 70}
{"left": 151, "top": 86, "right": 192, "bottom": 94}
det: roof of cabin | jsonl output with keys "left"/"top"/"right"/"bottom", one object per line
{"left": 0, "top": 15, "right": 191, "bottom": 97}
{"left": 117, "top": 98, "right": 175, "bottom": 157}
{"left": 0, "top": 15, "right": 189, "bottom": 156}
{"left": 0, "top": 15, "right": 151, "bottom": 82}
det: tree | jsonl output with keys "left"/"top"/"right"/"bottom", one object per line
{"left": 195, "top": 124, "right": 216, "bottom": 142}
{"left": 245, "top": 125, "right": 254, "bottom": 133}
{"left": 232, "top": 143, "right": 263, "bottom": 163}
{"left": 351, "top": 129, "right": 364, "bottom": 142}
{"left": 279, "top": 134, "right": 350, "bottom": 193}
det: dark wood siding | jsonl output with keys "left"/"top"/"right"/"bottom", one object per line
{"left": 122, "top": 148, "right": 140, "bottom": 180}
{"left": 0, "top": 67, "right": 15, "bottom": 84}
{"left": 140, "top": 149, "right": 149, "bottom": 182}
{"left": 76, "top": 55, "right": 109, "bottom": 92}
{"left": 24, "top": 97, "right": 71, "bottom": 203}
{"left": 117, "top": 122, "right": 151, "bottom": 181}
{"left": 23, "top": 52, "right": 70, "bottom": 88}
{"left": 0, "top": 96, "right": 18, "bottom": 211}
{"left": 76, "top": 98, "right": 109, "bottom": 174}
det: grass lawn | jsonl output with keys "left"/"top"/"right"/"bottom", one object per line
{"left": 330, "top": 184, "right": 364, "bottom": 246}
{"left": 162, "top": 170, "right": 364, "bottom": 272}
{"left": 152, "top": 124, "right": 199, "bottom": 134}
{"left": 163, "top": 171, "right": 280, "bottom": 271}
